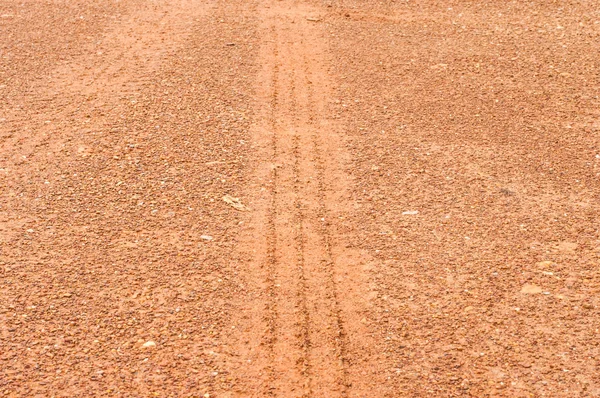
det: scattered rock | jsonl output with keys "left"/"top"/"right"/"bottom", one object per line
{"left": 201, "top": 235, "right": 213, "bottom": 241}
{"left": 142, "top": 341, "right": 156, "bottom": 348}
{"left": 521, "top": 284, "right": 542, "bottom": 294}
{"left": 223, "top": 194, "right": 250, "bottom": 211}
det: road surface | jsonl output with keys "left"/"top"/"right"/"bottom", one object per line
{"left": 1, "top": 0, "right": 599, "bottom": 396}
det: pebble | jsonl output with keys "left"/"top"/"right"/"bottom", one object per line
{"left": 402, "top": 210, "right": 419, "bottom": 215}
{"left": 521, "top": 284, "right": 542, "bottom": 294}
{"left": 222, "top": 194, "right": 249, "bottom": 211}
{"left": 142, "top": 341, "right": 156, "bottom": 348}
{"left": 536, "top": 261, "right": 553, "bottom": 267}
{"left": 557, "top": 241, "right": 578, "bottom": 252}
{"left": 201, "top": 235, "right": 214, "bottom": 241}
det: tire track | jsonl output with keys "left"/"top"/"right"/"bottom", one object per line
{"left": 226, "top": 1, "right": 386, "bottom": 396}
{"left": 288, "top": 17, "right": 349, "bottom": 398}
{"left": 302, "top": 51, "right": 350, "bottom": 396}
{"left": 264, "top": 25, "right": 280, "bottom": 395}
{"left": 269, "top": 22, "right": 312, "bottom": 396}
{"left": 256, "top": 2, "right": 348, "bottom": 396}
{"left": 290, "top": 62, "right": 314, "bottom": 396}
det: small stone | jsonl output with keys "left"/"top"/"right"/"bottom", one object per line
{"left": 557, "top": 241, "right": 578, "bottom": 252}
{"left": 537, "top": 261, "right": 553, "bottom": 268}
{"left": 402, "top": 210, "right": 419, "bottom": 215}
{"left": 521, "top": 284, "right": 542, "bottom": 294}
{"left": 142, "top": 341, "right": 156, "bottom": 348}
{"left": 200, "top": 235, "right": 213, "bottom": 241}
{"left": 222, "top": 194, "right": 249, "bottom": 211}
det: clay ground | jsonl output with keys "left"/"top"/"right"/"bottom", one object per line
{"left": 1, "top": 0, "right": 599, "bottom": 396}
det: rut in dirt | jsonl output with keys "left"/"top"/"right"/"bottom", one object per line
{"left": 221, "top": 2, "right": 385, "bottom": 397}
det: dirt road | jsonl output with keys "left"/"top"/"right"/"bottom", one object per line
{"left": 1, "top": 0, "right": 599, "bottom": 396}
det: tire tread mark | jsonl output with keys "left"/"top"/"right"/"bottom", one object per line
{"left": 303, "top": 51, "right": 351, "bottom": 397}
{"left": 290, "top": 62, "right": 313, "bottom": 395}
{"left": 264, "top": 25, "right": 280, "bottom": 396}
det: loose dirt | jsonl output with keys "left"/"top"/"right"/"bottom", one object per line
{"left": 1, "top": 0, "right": 599, "bottom": 397}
